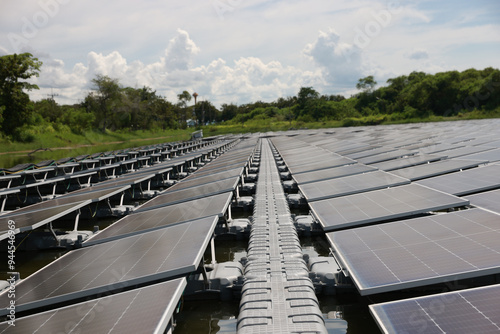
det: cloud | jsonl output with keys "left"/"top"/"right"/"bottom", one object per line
{"left": 164, "top": 28, "right": 200, "bottom": 71}
{"left": 27, "top": 28, "right": 323, "bottom": 107}
{"left": 407, "top": 49, "right": 429, "bottom": 60}
{"left": 303, "top": 28, "right": 364, "bottom": 89}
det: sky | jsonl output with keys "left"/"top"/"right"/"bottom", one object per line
{"left": 1, "top": 0, "right": 499, "bottom": 107}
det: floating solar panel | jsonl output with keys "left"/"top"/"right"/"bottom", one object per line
{"left": 345, "top": 147, "right": 398, "bottom": 160}
{"left": 167, "top": 167, "right": 243, "bottom": 191}
{"left": 437, "top": 145, "right": 495, "bottom": 159}
{"left": 0, "top": 278, "right": 186, "bottom": 334}
{"left": 416, "top": 164, "right": 500, "bottom": 196}
{"left": 0, "top": 200, "right": 92, "bottom": 240}
{"left": 356, "top": 149, "right": 416, "bottom": 165}
{"left": 466, "top": 189, "right": 500, "bottom": 214}
{"left": 286, "top": 157, "right": 355, "bottom": 174}
{"left": 0, "top": 215, "right": 218, "bottom": 315}
{"left": 310, "top": 184, "right": 468, "bottom": 231}
{"left": 418, "top": 142, "right": 466, "bottom": 154}
{"left": 370, "top": 283, "right": 500, "bottom": 334}
{"left": 390, "top": 159, "right": 487, "bottom": 181}
{"left": 299, "top": 171, "right": 410, "bottom": 202}
{"left": 138, "top": 177, "right": 239, "bottom": 211}
{"left": 292, "top": 164, "right": 377, "bottom": 184}
{"left": 369, "top": 154, "right": 445, "bottom": 171}
{"left": 85, "top": 192, "right": 232, "bottom": 245}
{"left": 461, "top": 147, "right": 500, "bottom": 163}
{"left": 327, "top": 208, "right": 500, "bottom": 295}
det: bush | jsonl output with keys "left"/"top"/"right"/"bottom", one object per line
{"left": 13, "top": 127, "right": 36, "bottom": 143}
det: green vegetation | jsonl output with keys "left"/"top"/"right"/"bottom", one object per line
{"left": 0, "top": 52, "right": 499, "bottom": 161}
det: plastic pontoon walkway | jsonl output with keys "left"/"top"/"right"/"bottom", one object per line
{"left": 237, "top": 139, "right": 327, "bottom": 334}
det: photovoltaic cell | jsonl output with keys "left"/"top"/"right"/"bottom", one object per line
{"left": 85, "top": 192, "right": 232, "bottom": 245}
{"left": 292, "top": 164, "right": 377, "bottom": 184}
{"left": 0, "top": 215, "right": 218, "bottom": 315}
{"left": 299, "top": 171, "right": 410, "bottom": 202}
{"left": 416, "top": 164, "right": 500, "bottom": 196}
{"left": 327, "top": 209, "right": 500, "bottom": 295}
{"left": 370, "top": 283, "right": 500, "bottom": 334}
{"left": 0, "top": 278, "right": 186, "bottom": 334}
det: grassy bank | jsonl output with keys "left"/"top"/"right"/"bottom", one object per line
{"left": 203, "top": 109, "right": 500, "bottom": 136}
{"left": 0, "top": 128, "right": 193, "bottom": 169}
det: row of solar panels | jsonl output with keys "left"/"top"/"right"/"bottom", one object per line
{"left": 271, "top": 119, "right": 500, "bottom": 333}
{"left": 0, "top": 137, "right": 260, "bottom": 332}
{"left": 0, "top": 138, "right": 238, "bottom": 240}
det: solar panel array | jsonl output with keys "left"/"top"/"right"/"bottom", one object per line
{"left": 271, "top": 120, "right": 500, "bottom": 333}
{"left": 0, "top": 136, "right": 260, "bottom": 333}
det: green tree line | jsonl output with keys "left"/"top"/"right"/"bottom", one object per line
{"left": 1, "top": 53, "right": 499, "bottom": 142}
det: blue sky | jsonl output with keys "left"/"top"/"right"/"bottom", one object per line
{"left": 1, "top": 0, "right": 499, "bottom": 107}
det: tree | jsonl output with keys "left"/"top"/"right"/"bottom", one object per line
{"left": 0, "top": 53, "right": 42, "bottom": 135}
{"left": 86, "top": 75, "right": 121, "bottom": 131}
{"left": 356, "top": 76, "right": 377, "bottom": 93}
{"left": 176, "top": 90, "right": 192, "bottom": 126}
{"left": 296, "top": 86, "right": 320, "bottom": 117}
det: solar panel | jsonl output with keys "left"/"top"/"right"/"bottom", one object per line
{"left": 416, "top": 164, "right": 500, "bottom": 196}
{"left": 466, "top": 188, "right": 500, "bottom": 214}
{"left": 437, "top": 145, "right": 495, "bottom": 159}
{"left": 0, "top": 200, "right": 92, "bottom": 240}
{"left": 292, "top": 164, "right": 377, "bottom": 184}
{"left": 85, "top": 192, "right": 232, "bottom": 245}
{"left": 356, "top": 149, "right": 416, "bottom": 165}
{"left": 369, "top": 154, "right": 445, "bottom": 171}
{"left": 2, "top": 186, "right": 128, "bottom": 217}
{"left": 460, "top": 147, "right": 500, "bottom": 163}
{"left": 327, "top": 208, "right": 500, "bottom": 295}
{"left": 0, "top": 215, "right": 218, "bottom": 315}
{"left": 389, "top": 159, "right": 487, "bottom": 181}
{"left": 137, "top": 177, "right": 239, "bottom": 211}
{"left": 310, "top": 184, "right": 469, "bottom": 231}
{"left": 418, "top": 143, "right": 466, "bottom": 154}
{"left": 299, "top": 171, "right": 410, "bottom": 202}
{"left": 0, "top": 278, "right": 186, "bottom": 334}
{"left": 167, "top": 167, "right": 242, "bottom": 191}
{"left": 286, "top": 157, "right": 355, "bottom": 174}
{"left": 370, "top": 283, "right": 500, "bottom": 334}
{"left": 345, "top": 147, "right": 398, "bottom": 160}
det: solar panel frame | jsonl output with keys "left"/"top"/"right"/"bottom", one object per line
{"left": 299, "top": 171, "right": 410, "bottom": 202}
{"left": 0, "top": 278, "right": 187, "bottom": 334}
{"left": 369, "top": 283, "right": 500, "bottom": 334}
{"left": 326, "top": 208, "right": 500, "bottom": 295}
{"left": 310, "top": 183, "right": 469, "bottom": 231}
{"left": 0, "top": 215, "right": 218, "bottom": 315}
